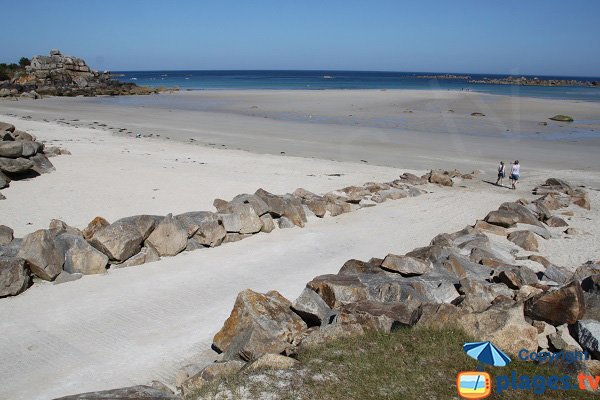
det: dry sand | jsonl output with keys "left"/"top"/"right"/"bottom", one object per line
{"left": 1, "top": 90, "right": 600, "bottom": 399}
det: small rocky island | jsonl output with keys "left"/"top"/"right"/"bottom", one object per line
{"left": 0, "top": 49, "right": 157, "bottom": 97}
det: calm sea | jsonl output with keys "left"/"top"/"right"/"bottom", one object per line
{"left": 113, "top": 70, "right": 600, "bottom": 102}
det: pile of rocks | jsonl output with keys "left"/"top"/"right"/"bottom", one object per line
{"left": 1, "top": 49, "right": 157, "bottom": 98}
{"left": 0, "top": 176, "right": 431, "bottom": 298}
{"left": 0, "top": 121, "right": 63, "bottom": 200}
{"left": 171, "top": 177, "right": 598, "bottom": 395}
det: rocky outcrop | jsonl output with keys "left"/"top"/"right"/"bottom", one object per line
{"left": 3, "top": 50, "right": 158, "bottom": 97}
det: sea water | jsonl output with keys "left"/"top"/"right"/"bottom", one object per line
{"left": 113, "top": 70, "right": 600, "bottom": 102}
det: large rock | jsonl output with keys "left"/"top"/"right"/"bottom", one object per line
{"left": 17, "top": 229, "right": 64, "bottom": 280}
{"left": 255, "top": 188, "right": 307, "bottom": 227}
{"left": 419, "top": 303, "right": 537, "bottom": 355}
{"left": 113, "top": 215, "right": 160, "bottom": 239}
{"left": 21, "top": 141, "right": 43, "bottom": 157}
{"left": 54, "top": 384, "right": 179, "bottom": 399}
{"left": 118, "top": 245, "right": 161, "bottom": 268}
{"left": 180, "top": 361, "right": 246, "bottom": 395}
{"left": 428, "top": 170, "right": 453, "bottom": 186}
{"left": 175, "top": 211, "right": 226, "bottom": 247}
{"left": 212, "top": 289, "right": 307, "bottom": 361}
{"left": 259, "top": 214, "right": 275, "bottom": 233}
{"left": 29, "top": 153, "right": 55, "bottom": 174}
{"left": 306, "top": 274, "right": 369, "bottom": 309}
{"left": 338, "top": 258, "right": 385, "bottom": 276}
{"left": 219, "top": 203, "right": 263, "bottom": 234}
{"left": 0, "top": 257, "right": 30, "bottom": 297}
{"left": 507, "top": 230, "right": 539, "bottom": 251}
{"left": 0, "top": 171, "right": 10, "bottom": 189}
{"left": 474, "top": 220, "right": 507, "bottom": 236}
{"left": 89, "top": 221, "right": 145, "bottom": 262}
{"left": 380, "top": 254, "right": 433, "bottom": 276}
{"left": 0, "top": 225, "right": 13, "bottom": 245}
{"left": 291, "top": 287, "right": 336, "bottom": 327}
{"left": 546, "top": 216, "right": 569, "bottom": 227}
{"left": 293, "top": 188, "right": 327, "bottom": 216}
{"left": 54, "top": 233, "right": 108, "bottom": 274}
{"left": 0, "top": 157, "right": 34, "bottom": 174}
{"left": 224, "top": 193, "right": 270, "bottom": 216}
{"left": 336, "top": 300, "right": 422, "bottom": 332}
{"left": 0, "top": 237, "right": 21, "bottom": 257}
{"left": 484, "top": 210, "right": 520, "bottom": 228}
{"left": 0, "top": 122, "right": 15, "bottom": 132}
{"left": 525, "top": 281, "right": 585, "bottom": 325}
{"left": 499, "top": 202, "right": 544, "bottom": 228}
{"left": 53, "top": 270, "right": 83, "bottom": 285}
{"left": 146, "top": 215, "right": 187, "bottom": 256}
{"left": 0, "top": 142, "right": 23, "bottom": 158}
{"left": 82, "top": 216, "right": 110, "bottom": 240}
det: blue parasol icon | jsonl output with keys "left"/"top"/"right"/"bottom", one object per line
{"left": 463, "top": 341, "right": 511, "bottom": 367}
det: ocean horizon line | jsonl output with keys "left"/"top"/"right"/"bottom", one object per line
{"left": 110, "top": 69, "right": 600, "bottom": 80}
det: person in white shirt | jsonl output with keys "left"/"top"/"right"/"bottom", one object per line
{"left": 495, "top": 161, "right": 506, "bottom": 186}
{"left": 510, "top": 160, "right": 520, "bottom": 190}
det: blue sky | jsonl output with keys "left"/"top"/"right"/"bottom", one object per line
{"left": 1, "top": 0, "right": 599, "bottom": 76}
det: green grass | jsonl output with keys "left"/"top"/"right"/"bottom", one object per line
{"left": 190, "top": 327, "right": 596, "bottom": 399}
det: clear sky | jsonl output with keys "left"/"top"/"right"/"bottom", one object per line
{"left": 1, "top": 0, "right": 599, "bottom": 76}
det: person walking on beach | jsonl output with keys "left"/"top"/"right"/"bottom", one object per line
{"left": 509, "top": 160, "right": 520, "bottom": 190}
{"left": 495, "top": 161, "right": 506, "bottom": 186}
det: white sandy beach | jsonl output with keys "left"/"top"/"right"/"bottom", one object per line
{"left": 1, "top": 90, "right": 600, "bottom": 399}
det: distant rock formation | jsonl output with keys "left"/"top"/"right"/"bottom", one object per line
{"left": 1, "top": 49, "right": 157, "bottom": 97}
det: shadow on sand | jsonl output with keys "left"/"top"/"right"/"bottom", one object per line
{"left": 482, "top": 180, "right": 512, "bottom": 190}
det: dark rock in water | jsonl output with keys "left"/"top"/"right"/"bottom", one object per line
{"left": 525, "top": 281, "right": 585, "bottom": 325}
{"left": 471, "top": 112, "right": 486, "bottom": 117}
{"left": 53, "top": 384, "right": 180, "bottom": 399}
{"left": 0, "top": 257, "right": 30, "bottom": 297}
{"left": 549, "top": 115, "right": 574, "bottom": 122}
{"left": 17, "top": 229, "right": 64, "bottom": 281}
